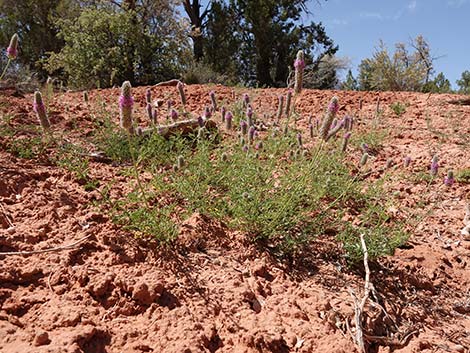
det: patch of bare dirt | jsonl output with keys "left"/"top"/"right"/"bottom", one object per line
{"left": 0, "top": 85, "right": 469, "bottom": 352}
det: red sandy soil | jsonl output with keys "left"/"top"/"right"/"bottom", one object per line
{"left": 0, "top": 84, "right": 469, "bottom": 353}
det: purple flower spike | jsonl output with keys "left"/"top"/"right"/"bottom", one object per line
{"left": 240, "top": 120, "right": 248, "bottom": 135}
{"left": 444, "top": 170, "right": 454, "bottom": 186}
{"left": 243, "top": 93, "right": 250, "bottom": 107}
{"left": 430, "top": 155, "right": 439, "bottom": 176}
{"left": 294, "top": 58, "right": 305, "bottom": 70}
{"left": 119, "top": 81, "right": 134, "bottom": 134}
{"left": 404, "top": 156, "right": 411, "bottom": 168}
{"left": 197, "top": 116, "right": 204, "bottom": 127}
{"left": 225, "top": 111, "right": 233, "bottom": 130}
{"left": 210, "top": 91, "right": 217, "bottom": 111}
{"left": 119, "top": 95, "right": 134, "bottom": 109}
{"left": 294, "top": 50, "right": 305, "bottom": 93}
{"left": 328, "top": 97, "right": 339, "bottom": 114}
{"left": 221, "top": 106, "right": 226, "bottom": 122}
{"left": 297, "top": 133, "right": 302, "bottom": 147}
{"left": 204, "top": 106, "right": 212, "bottom": 119}
{"left": 170, "top": 108, "right": 178, "bottom": 122}
{"left": 152, "top": 109, "right": 158, "bottom": 125}
{"left": 146, "top": 103, "right": 153, "bottom": 121}
{"left": 6, "top": 34, "right": 18, "bottom": 60}
{"left": 344, "top": 132, "right": 352, "bottom": 140}
{"left": 248, "top": 126, "right": 256, "bottom": 143}
{"left": 242, "top": 145, "right": 249, "bottom": 153}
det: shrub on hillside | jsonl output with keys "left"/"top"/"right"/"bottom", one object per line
{"left": 45, "top": 7, "right": 189, "bottom": 88}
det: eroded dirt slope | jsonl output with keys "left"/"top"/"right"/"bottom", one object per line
{"left": 0, "top": 85, "right": 469, "bottom": 353}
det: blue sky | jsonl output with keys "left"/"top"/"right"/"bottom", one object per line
{"left": 308, "top": 0, "right": 470, "bottom": 89}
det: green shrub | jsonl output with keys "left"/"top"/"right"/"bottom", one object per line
{"left": 390, "top": 101, "right": 407, "bottom": 117}
{"left": 45, "top": 7, "right": 188, "bottom": 88}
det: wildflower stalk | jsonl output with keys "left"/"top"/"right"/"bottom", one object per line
{"left": 210, "top": 91, "right": 217, "bottom": 111}
{"left": 276, "top": 95, "right": 284, "bottom": 124}
{"left": 341, "top": 132, "right": 351, "bottom": 153}
{"left": 319, "top": 96, "right": 339, "bottom": 141}
{"left": 34, "top": 91, "right": 51, "bottom": 131}
{"left": 177, "top": 81, "right": 186, "bottom": 108}
{"left": 293, "top": 50, "right": 305, "bottom": 94}
{"left": 119, "top": 81, "right": 134, "bottom": 134}
{"left": 1, "top": 34, "right": 18, "bottom": 81}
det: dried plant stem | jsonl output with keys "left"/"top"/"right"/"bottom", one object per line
{"left": 349, "top": 234, "right": 371, "bottom": 353}
{"left": 0, "top": 59, "right": 12, "bottom": 81}
{"left": 0, "top": 234, "right": 94, "bottom": 256}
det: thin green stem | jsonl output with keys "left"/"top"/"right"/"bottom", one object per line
{"left": 0, "top": 59, "right": 12, "bottom": 81}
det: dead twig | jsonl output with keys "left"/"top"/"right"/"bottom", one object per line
{"left": 0, "top": 233, "right": 94, "bottom": 256}
{"left": 0, "top": 203, "right": 15, "bottom": 228}
{"left": 461, "top": 203, "right": 470, "bottom": 237}
{"left": 153, "top": 79, "right": 182, "bottom": 87}
{"left": 349, "top": 234, "right": 371, "bottom": 353}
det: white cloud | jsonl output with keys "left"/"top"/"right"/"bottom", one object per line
{"left": 359, "top": 12, "right": 384, "bottom": 20}
{"left": 408, "top": 1, "right": 417, "bottom": 11}
{"left": 447, "top": 0, "right": 469, "bottom": 7}
{"left": 331, "top": 18, "right": 349, "bottom": 25}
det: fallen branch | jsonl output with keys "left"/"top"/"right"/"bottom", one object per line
{"left": 152, "top": 79, "right": 182, "bottom": 87}
{"left": 349, "top": 234, "right": 372, "bottom": 353}
{"left": 0, "top": 233, "right": 94, "bottom": 257}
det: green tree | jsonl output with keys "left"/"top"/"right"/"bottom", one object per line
{"left": 423, "top": 72, "right": 452, "bottom": 93}
{"left": 45, "top": 3, "right": 188, "bottom": 88}
{"left": 0, "top": 0, "right": 80, "bottom": 77}
{"left": 341, "top": 69, "right": 358, "bottom": 91}
{"left": 202, "top": 0, "right": 337, "bottom": 87}
{"left": 456, "top": 70, "right": 470, "bottom": 94}
{"left": 357, "top": 36, "right": 435, "bottom": 92}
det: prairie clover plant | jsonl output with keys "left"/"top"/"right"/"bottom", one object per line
{"left": 177, "top": 155, "right": 185, "bottom": 169}
{"left": 1, "top": 33, "right": 19, "bottom": 80}
{"left": 210, "top": 91, "right": 217, "bottom": 111}
{"left": 170, "top": 108, "right": 178, "bottom": 122}
{"left": 430, "top": 155, "right": 439, "bottom": 176}
{"left": 33, "top": 91, "right": 51, "bottom": 131}
{"left": 146, "top": 88, "right": 152, "bottom": 104}
{"left": 360, "top": 152, "right": 369, "bottom": 167}
{"left": 152, "top": 108, "right": 158, "bottom": 125}
{"left": 197, "top": 116, "right": 204, "bottom": 127}
{"left": 146, "top": 103, "right": 153, "bottom": 122}
{"left": 297, "top": 133, "right": 303, "bottom": 148}
{"left": 248, "top": 126, "right": 256, "bottom": 144}
{"left": 204, "top": 106, "right": 212, "bottom": 119}
{"left": 119, "top": 81, "right": 134, "bottom": 134}
{"left": 285, "top": 89, "right": 292, "bottom": 118}
{"left": 242, "top": 93, "right": 250, "bottom": 108}
{"left": 320, "top": 96, "right": 339, "bottom": 141}
{"left": 404, "top": 156, "right": 411, "bottom": 167}
{"left": 240, "top": 120, "right": 248, "bottom": 135}
{"left": 276, "top": 95, "right": 284, "bottom": 123}
{"left": 444, "top": 170, "right": 454, "bottom": 186}
{"left": 225, "top": 111, "right": 233, "bottom": 130}
{"left": 221, "top": 106, "right": 226, "bottom": 122}
{"left": 177, "top": 81, "right": 186, "bottom": 107}
{"left": 246, "top": 106, "right": 254, "bottom": 127}
{"left": 326, "top": 118, "right": 345, "bottom": 141}
{"left": 293, "top": 50, "right": 305, "bottom": 94}
{"left": 341, "top": 132, "right": 351, "bottom": 153}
